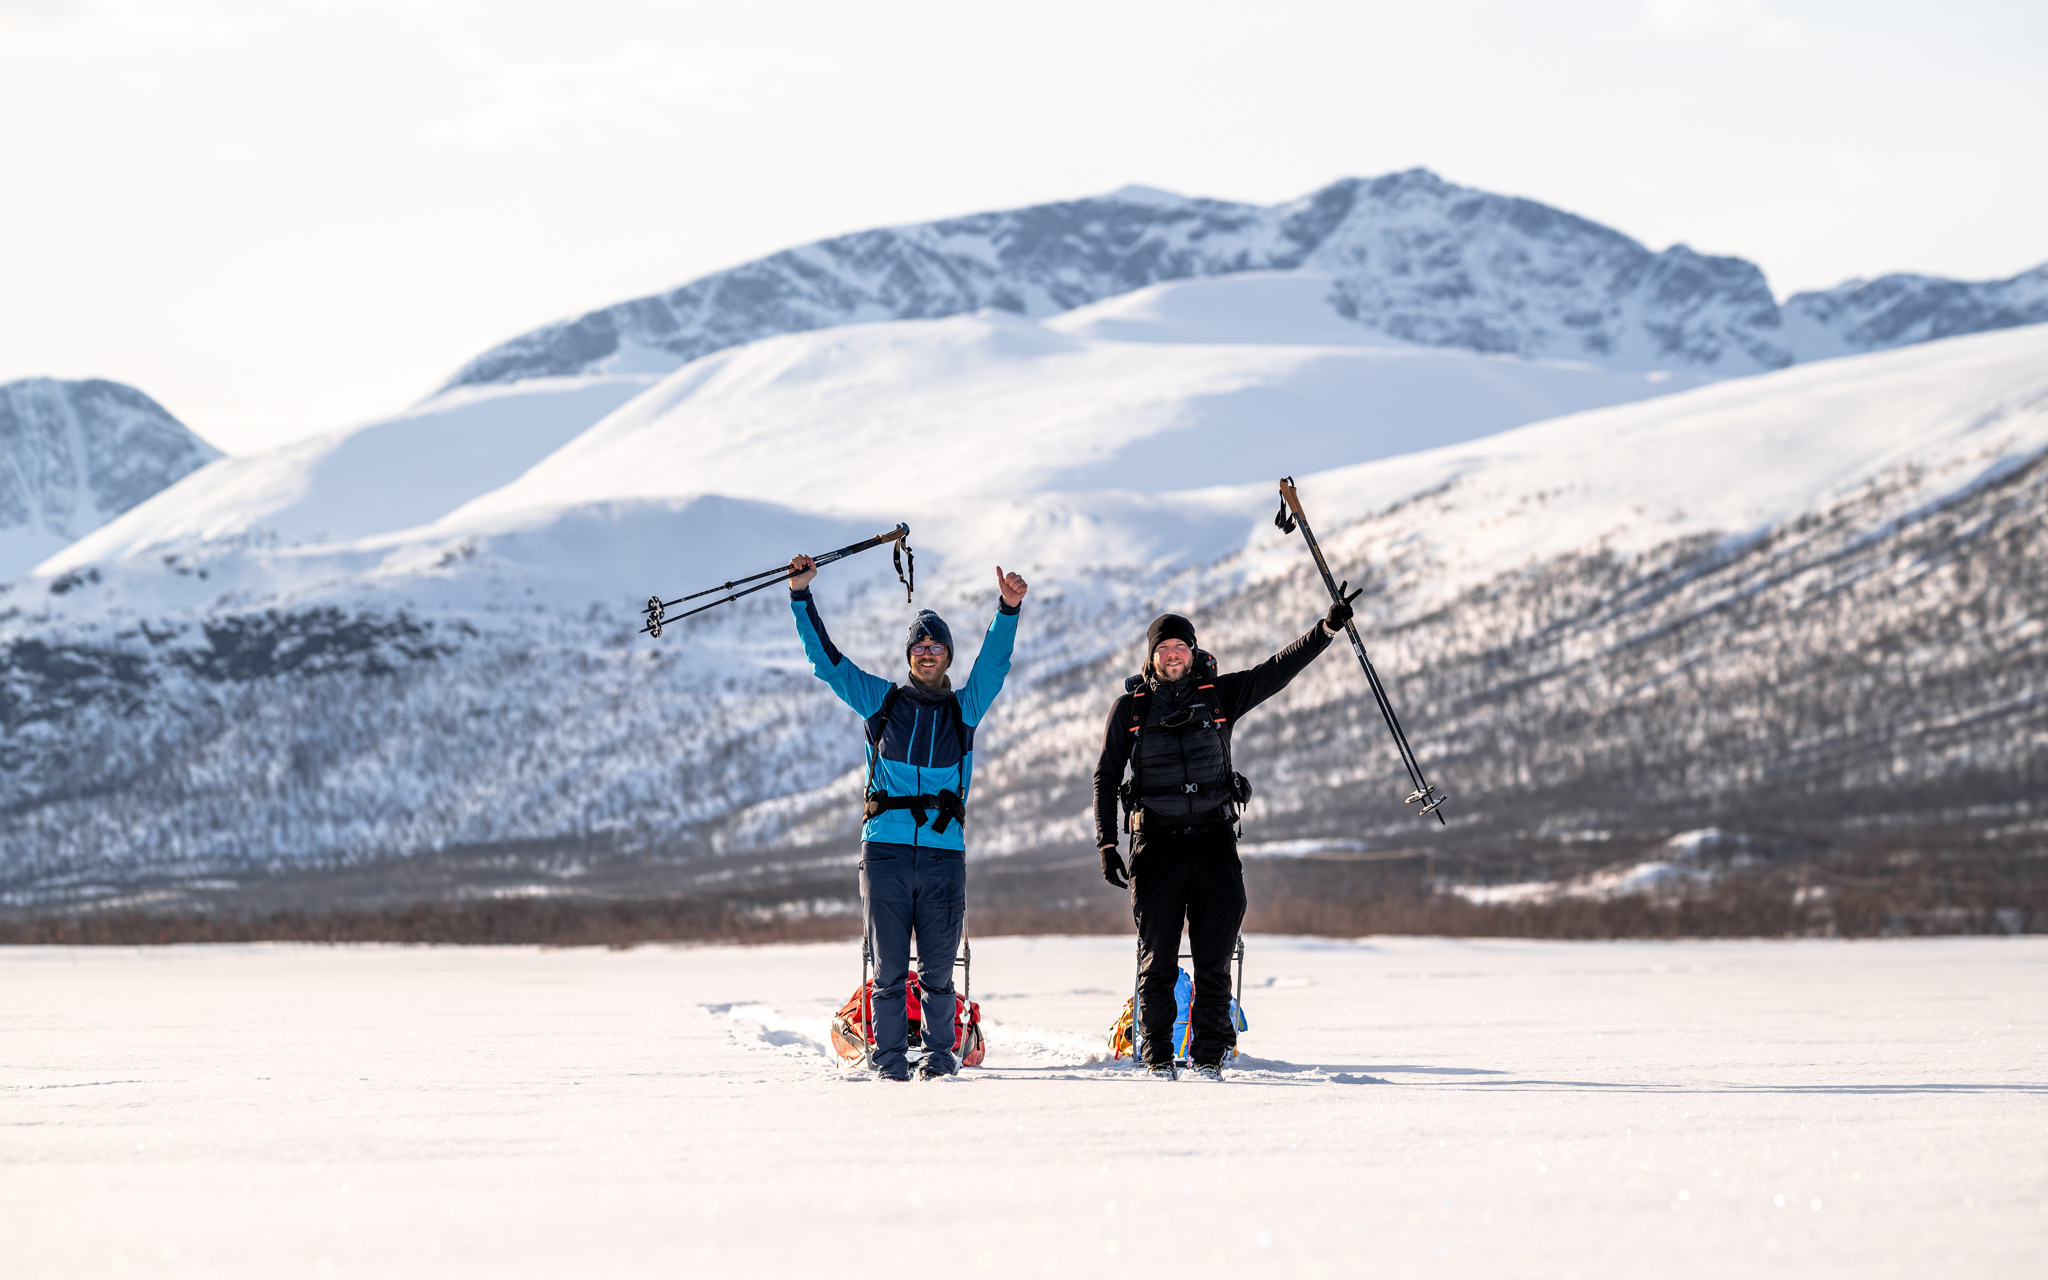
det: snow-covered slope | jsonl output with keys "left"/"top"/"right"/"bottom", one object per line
{"left": 428, "top": 318, "right": 2048, "bottom": 625}
{"left": 1043, "top": 271, "right": 1408, "bottom": 346}
{"left": 2, "top": 321, "right": 2043, "bottom": 902}
{"left": 42, "top": 374, "right": 654, "bottom": 578}
{"left": 441, "top": 169, "right": 2046, "bottom": 395}
{"left": 1241, "top": 321, "right": 2048, "bottom": 613}
{"left": 446, "top": 296, "right": 1702, "bottom": 530}
{"left": 37, "top": 279, "right": 1700, "bottom": 596}
{"left": 0, "top": 378, "right": 218, "bottom": 580}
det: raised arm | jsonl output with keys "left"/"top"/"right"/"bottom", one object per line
{"left": 788, "top": 557, "right": 891, "bottom": 717}
{"left": 1214, "top": 618, "right": 1336, "bottom": 722}
{"left": 957, "top": 566, "right": 1027, "bottom": 725}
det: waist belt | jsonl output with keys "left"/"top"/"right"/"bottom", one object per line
{"left": 1137, "top": 818, "right": 1232, "bottom": 837}
{"left": 1131, "top": 781, "right": 1230, "bottom": 798}
{"left": 864, "top": 788, "right": 966, "bottom": 835}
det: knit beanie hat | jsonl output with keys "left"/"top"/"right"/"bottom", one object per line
{"left": 1146, "top": 613, "right": 1197, "bottom": 654}
{"left": 905, "top": 609, "right": 955, "bottom": 663}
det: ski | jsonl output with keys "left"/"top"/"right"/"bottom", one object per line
{"left": 640, "top": 523, "right": 913, "bottom": 637}
{"left": 1275, "top": 477, "right": 1448, "bottom": 824}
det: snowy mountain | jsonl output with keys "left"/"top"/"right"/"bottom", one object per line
{"left": 0, "top": 379, "right": 218, "bottom": 580}
{"left": 443, "top": 169, "right": 1795, "bottom": 388}
{"left": 441, "top": 169, "right": 2045, "bottom": 394}
{"left": 1782, "top": 263, "right": 2048, "bottom": 360}
{"left": 2, "top": 309, "right": 2044, "bottom": 912}
{"left": 44, "top": 274, "right": 1701, "bottom": 588}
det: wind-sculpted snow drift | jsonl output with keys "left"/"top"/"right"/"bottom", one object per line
{"left": 2, "top": 316, "right": 2045, "bottom": 911}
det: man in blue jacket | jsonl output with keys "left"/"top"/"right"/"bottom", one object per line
{"left": 788, "top": 553, "right": 1028, "bottom": 1081}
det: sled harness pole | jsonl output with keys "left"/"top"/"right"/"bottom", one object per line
{"left": 641, "top": 522, "right": 913, "bottom": 637}
{"left": 1275, "top": 477, "right": 1447, "bottom": 824}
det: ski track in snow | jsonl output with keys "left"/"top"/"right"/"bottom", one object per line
{"left": 716, "top": 1001, "right": 1382, "bottom": 1085}
{"left": 4, "top": 935, "right": 2043, "bottom": 1278}
{"left": 710, "top": 1001, "right": 840, "bottom": 1064}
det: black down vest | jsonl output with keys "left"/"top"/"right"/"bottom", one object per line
{"left": 1126, "top": 675, "right": 1236, "bottom": 823}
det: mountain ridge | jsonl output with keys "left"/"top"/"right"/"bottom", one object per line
{"left": 440, "top": 169, "right": 2048, "bottom": 394}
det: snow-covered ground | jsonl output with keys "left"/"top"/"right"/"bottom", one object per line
{"left": 4, "top": 936, "right": 2042, "bottom": 1277}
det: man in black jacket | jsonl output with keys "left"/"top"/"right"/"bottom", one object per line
{"left": 1093, "top": 604, "right": 1352, "bottom": 1079}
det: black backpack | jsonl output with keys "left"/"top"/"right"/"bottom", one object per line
{"left": 1116, "top": 650, "right": 1251, "bottom": 833}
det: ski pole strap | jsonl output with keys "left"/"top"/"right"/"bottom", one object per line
{"left": 1277, "top": 475, "right": 1306, "bottom": 527}
{"left": 863, "top": 789, "right": 966, "bottom": 835}
{"left": 892, "top": 534, "right": 914, "bottom": 603}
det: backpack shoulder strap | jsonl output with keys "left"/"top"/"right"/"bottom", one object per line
{"left": 863, "top": 685, "right": 906, "bottom": 797}
{"left": 866, "top": 684, "right": 905, "bottom": 737}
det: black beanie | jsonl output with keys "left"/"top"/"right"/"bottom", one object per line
{"left": 905, "top": 609, "right": 954, "bottom": 662}
{"left": 1146, "top": 613, "right": 1197, "bottom": 654}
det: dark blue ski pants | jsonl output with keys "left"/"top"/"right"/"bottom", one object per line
{"left": 860, "top": 841, "right": 966, "bottom": 1077}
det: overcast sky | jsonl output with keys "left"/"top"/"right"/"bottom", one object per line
{"left": 2, "top": 0, "right": 2042, "bottom": 453}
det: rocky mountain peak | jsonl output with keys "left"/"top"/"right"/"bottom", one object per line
{"left": 0, "top": 378, "right": 220, "bottom": 579}
{"left": 1783, "top": 263, "right": 2048, "bottom": 360}
{"left": 437, "top": 169, "right": 1808, "bottom": 392}
{"left": 439, "top": 171, "right": 2046, "bottom": 399}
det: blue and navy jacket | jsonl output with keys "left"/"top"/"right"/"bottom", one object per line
{"left": 791, "top": 588, "right": 1020, "bottom": 851}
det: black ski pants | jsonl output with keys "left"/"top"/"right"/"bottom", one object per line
{"left": 1129, "top": 822, "right": 1245, "bottom": 1067}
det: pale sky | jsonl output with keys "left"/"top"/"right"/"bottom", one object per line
{"left": 2, "top": 0, "right": 2042, "bottom": 453}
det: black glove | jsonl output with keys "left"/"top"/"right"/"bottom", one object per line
{"left": 1324, "top": 581, "right": 1363, "bottom": 631}
{"left": 1100, "top": 846, "right": 1128, "bottom": 888}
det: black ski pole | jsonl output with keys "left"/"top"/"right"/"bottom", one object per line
{"left": 640, "top": 522, "right": 913, "bottom": 637}
{"left": 1275, "top": 477, "right": 1447, "bottom": 824}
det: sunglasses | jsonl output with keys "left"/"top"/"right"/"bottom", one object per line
{"left": 909, "top": 643, "right": 949, "bottom": 657}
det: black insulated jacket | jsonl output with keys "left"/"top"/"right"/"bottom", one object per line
{"left": 1092, "top": 621, "right": 1333, "bottom": 846}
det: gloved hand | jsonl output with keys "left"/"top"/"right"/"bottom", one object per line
{"left": 1324, "top": 581, "right": 1363, "bottom": 632}
{"left": 1100, "top": 845, "right": 1128, "bottom": 888}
